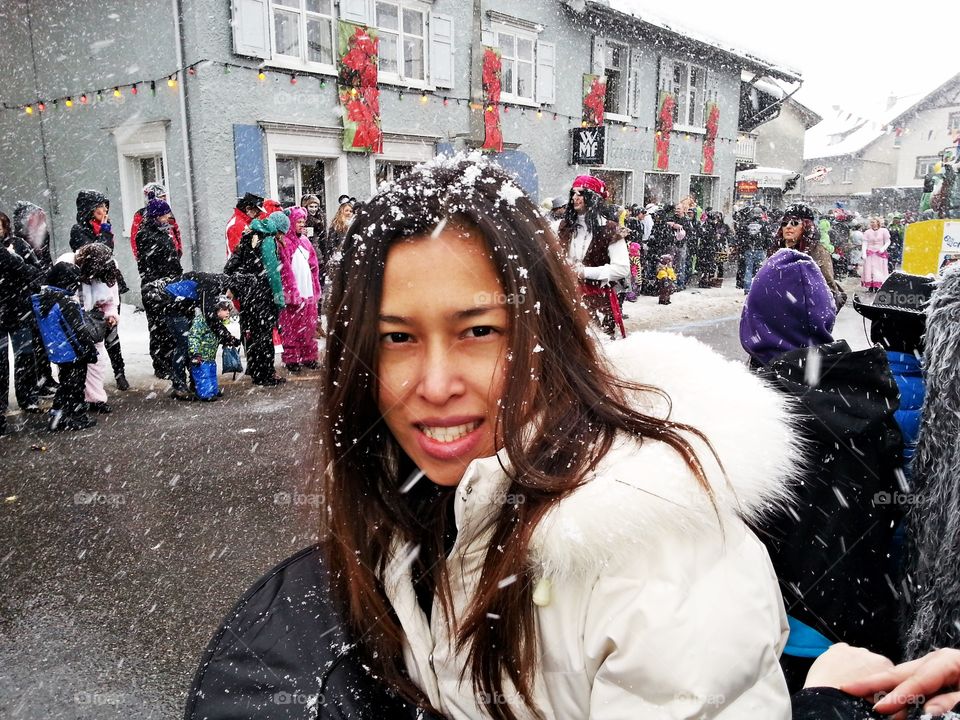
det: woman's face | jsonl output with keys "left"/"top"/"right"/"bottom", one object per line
{"left": 342, "top": 204, "right": 354, "bottom": 222}
{"left": 296, "top": 217, "right": 307, "bottom": 232}
{"left": 92, "top": 204, "right": 108, "bottom": 223}
{"left": 869, "top": 219, "right": 880, "bottom": 230}
{"left": 781, "top": 217, "right": 803, "bottom": 247}
{"left": 307, "top": 202, "right": 320, "bottom": 216}
{"left": 377, "top": 222, "right": 508, "bottom": 487}
{"left": 571, "top": 189, "right": 585, "bottom": 213}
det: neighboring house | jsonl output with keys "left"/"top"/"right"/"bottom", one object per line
{"left": 735, "top": 74, "right": 822, "bottom": 208}
{"left": 800, "top": 71, "right": 960, "bottom": 214}
{"left": 0, "top": 0, "right": 800, "bottom": 301}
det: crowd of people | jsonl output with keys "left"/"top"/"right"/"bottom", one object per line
{"left": 0, "top": 182, "right": 370, "bottom": 434}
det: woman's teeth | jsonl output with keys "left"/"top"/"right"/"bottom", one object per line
{"left": 420, "top": 421, "right": 481, "bottom": 443}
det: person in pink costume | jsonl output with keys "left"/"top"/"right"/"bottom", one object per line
{"left": 277, "top": 206, "right": 321, "bottom": 371}
{"left": 861, "top": 217, "right": 891, "bottom": 292}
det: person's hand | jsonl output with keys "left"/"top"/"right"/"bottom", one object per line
{"left": 100, "top": 221, "right": 112, "bottom": 234}
{"left": 191, "top": 355, "right": 203, "bottom": 366}
{"left": 804, "top": 643, "right": 894, "bottom": 690}
{"left": 573, "top": 262, "right": 585, "bottom": 280}
{"left": 105, "top": 316, "right": 118, "bottom": 327}
{"left": 842, "top": 648, "right": 960, "bottom": 718}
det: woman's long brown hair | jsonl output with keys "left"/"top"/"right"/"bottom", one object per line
{"left": 322, "top": 157, "right": 716, "bottom": 720}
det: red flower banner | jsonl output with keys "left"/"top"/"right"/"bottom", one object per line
{"left": 702, "top": 102, "right": 719, "bottom": 174}
{"left": 654, "top": 90, "right": 676, "bottom": 171}
{"left": 338, "top": 21, "right": 382, "bottom": 153}
{"left": 582, "top": 74, "right": 606, "bottom": 127}
{"left": 481, "top": 47, "right": 503, "bottom": 152}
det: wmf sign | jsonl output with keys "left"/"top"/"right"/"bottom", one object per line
{"left": 571, "top": 126, "right": 606, "bottom": 165}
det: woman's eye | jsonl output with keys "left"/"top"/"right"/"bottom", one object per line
{"left": 381, "top": 332, "right": 411, "bottom": 344}
{"left": 466, "top": 326, "right": 497, "bottom": 339}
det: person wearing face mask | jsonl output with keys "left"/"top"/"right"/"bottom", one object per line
{"left": 557, "top": 175, "right": 629, "bottom": 338}
{"left": 136, "top": 199, "right": 184, "bottom": 380}
{"left": 130, "top": 183, "right": 183, "bottom": 261}
{"left": 299, "top": 194, "right": 327, "bottom": 265}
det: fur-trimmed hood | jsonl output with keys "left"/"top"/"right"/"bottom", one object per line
{"left": 524, "top": 331, "right": 801, "bottom": 581}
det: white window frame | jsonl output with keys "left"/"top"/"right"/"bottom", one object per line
{"left": 263, "top": 124, "right": 348, "bottom": 223}
{"left": 688, "top": 173, "right": 720, "bottom": 209}
{"left": 602, "top": 40, "right": 630, "bottom": 123}
{"left": 842, "top": 167, "right": 854, "bottom": 184}
{"left": 589, "top": 167, "right": 634, "bottom": 205}
{"left": 266, "top": 0, "right": 337, "bottom": 75}
{"left": 947, "top": 111, "right": 960, "bottom": 133}
{"left": 372, "top": 0, "right": 430, "bottom": 89}
{"left": 642, "top": 171, "right": 680, "bottom": 205}
{"left": 112, "top": 121, "right": 170, "bottom": 239}
{"left": 916, "top": 155, "right": 939, "bottom": 179}
{"left": 663, "top": 59, "right": 707, "bottom": 133}
{"left": 368, "top": 132, "right": 437, "bottom": 193}
{"left": 491, "top": 22, "right": 540, "bottom": 106}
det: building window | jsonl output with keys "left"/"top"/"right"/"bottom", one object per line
{"left": 916, "top": 155, "right": 939, "bottom": 179}
{"left": 375, "top": 160, "right": 416, "bottom": 186}
{"left": 842, "top": 167, "right": 853, "bottom": 184}
{"left": 375, "top": 1, "right": 426, "bottom": 83}
{"left": 270, "top": 0, "right": 335, "bottom": 67}
{"left": 112, "top": 122, "right": 169, "bottom": 238}
{"left": 644, "top": 172, "right": 679, "bottom": 206}
{"left": 663, "top": 60, "right": 707, "bottom": 128}
{"left": 276, "top": 156, "right": 328, "bottom": 208}
{"left": 948, "top": 112, "right": 960, "bottom": 133}
{"left": 603, "top": 42, "right": 628, "bottom": 116}
{"left": 496, "top": 28, "right": 535, "bottom": 102}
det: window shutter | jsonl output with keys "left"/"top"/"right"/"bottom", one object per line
{"left": 628, "top": 46, "right": 642, "bottom": 116}
{"left": 693, "top": 66, "right": 708, "bottom": 126}
{"left": 591, "top": 35, "right": 605, "bottom": 76}
{"left": 657, "top": 55, "right": 675, "bottom": 93}
{"left": 429, "top": 13, "right": 454, "bottom": 88}
{"left": 339, "top": 0, "right": 370, "bottom": 25}
{"left": 231, "top": 0, "right": 270, "bottom": 59}
{"left": 536, "top": 41, "right": 556, "bottom": 105}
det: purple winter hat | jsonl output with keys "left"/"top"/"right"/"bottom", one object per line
{"left": 740, "top": 249, "right": 837, "bottom": 365}
{"left": 145, "top": 198, "right": 172, "bottom": 218}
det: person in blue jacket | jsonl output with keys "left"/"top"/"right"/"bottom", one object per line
{"left": 853, "top": 271, "right": 934, "bottom": 473}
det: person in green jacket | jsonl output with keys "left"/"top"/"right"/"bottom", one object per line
{"left": 818, "top": 216, "right": 834, "bottom": 254}
{"left": 187, "top": 297, "right": 235, "bottom": 401}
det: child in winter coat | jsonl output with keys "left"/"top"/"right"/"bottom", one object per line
{"left": 188, "top": 297, "right": 234, "bottom": 401}
{"left": 657, "top": 253, "right": 677, "bottom": 305}
{"left": 625, "top": 240, "right": 642, "bottom": 302}
{"left": 31, "top": 262, "right": 100, "bottom": 431}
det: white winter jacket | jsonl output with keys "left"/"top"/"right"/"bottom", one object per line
{"left": 382, "top": 331, "right": 800, "bottom": 719}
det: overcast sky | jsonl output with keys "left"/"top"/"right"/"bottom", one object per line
{"left": 613, "top": 0, "right": 958, "bottom": 125}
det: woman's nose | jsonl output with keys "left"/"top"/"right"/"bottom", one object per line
{"left": 417, "top": 345, "right": 465, "bottom": 404}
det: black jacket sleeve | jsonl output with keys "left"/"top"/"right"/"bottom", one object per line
{"left": 791, "top": 688, "right": 883, "bottom": 720}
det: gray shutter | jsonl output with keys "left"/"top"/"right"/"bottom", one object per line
{"left": 232, "top": 0, "right": 270, "bottom": 59}
{"left": 535, "top": 40, "right": 556, "bottom": 105}
{"left": 628, "top": 46, "right": 642, "bottom": 116}
{"left": 429, "top": 13, "right": 454, "bottom": 88}
{"left": 657, "top": 55, "right": 675, "bottom": 93}
{"left": 339, "top": 0, "right": 370, "bottom": 25}
{"left": 591, "top": 35, "right": 606, "bottom": 76}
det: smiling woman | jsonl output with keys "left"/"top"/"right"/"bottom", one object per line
{"left": 187, "top": 154, "right": 803, "bottom": 720}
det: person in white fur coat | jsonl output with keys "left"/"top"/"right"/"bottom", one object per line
{"left": 60, "top": 244, "right": 120, "bottom": 414}
{"left": 191, "top": 156, "right": 802, "bottom": 720}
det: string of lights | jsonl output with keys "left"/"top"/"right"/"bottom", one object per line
{"left": 2, "top": 58, "right": 741, "bottom": 143}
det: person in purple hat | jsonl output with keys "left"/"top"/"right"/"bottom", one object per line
{"left": 136, "top": 198, "right": 184, "bottom": 380}
{"left": 741, "top": 248, "right": 905, "bottom": 693}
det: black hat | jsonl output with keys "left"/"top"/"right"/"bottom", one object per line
{"left": 337, "top": 194, "right": 353, "bottom": 205}
{"left": 237, "top": 192, "right": 265, "bottom": 212}
{"left": 853, "top": 272, "right": 935, "bottom": 320}
{"left": 47, "top": 261, "right": 81, "bottom": 293}
{"left": 782, "top": 203, "right": 815, "bottom": 221}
